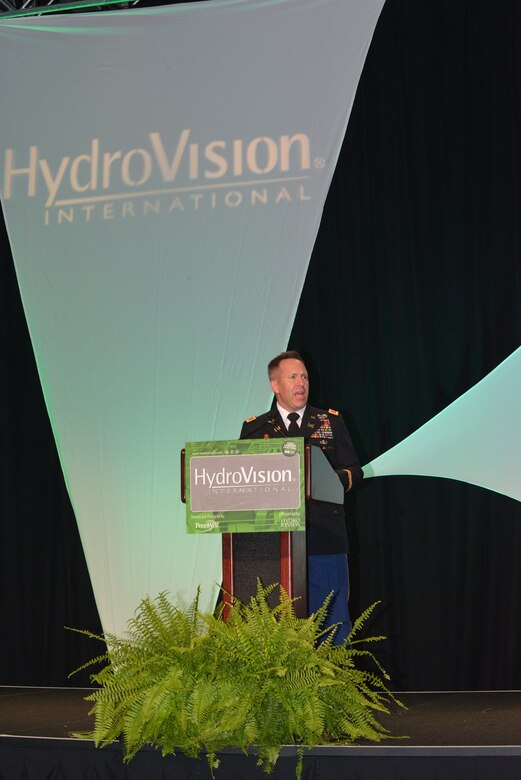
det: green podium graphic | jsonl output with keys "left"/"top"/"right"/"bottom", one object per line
{"left": 184, "top": 438, "right": 305, "bottom": 534}
{"left": 182, "top": 439, "right": 343, "bottom": 618}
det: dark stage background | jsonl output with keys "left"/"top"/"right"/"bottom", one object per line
{"left": 1, "top": 0, "right": 520, "bottom": 690}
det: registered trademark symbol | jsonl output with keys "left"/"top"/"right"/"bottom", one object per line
{"left": 314, "top": 157, "right": 325, "bottom": 169}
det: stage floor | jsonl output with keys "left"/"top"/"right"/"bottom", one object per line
{"left": 2, "top": 686, "right": 521, "bottom": 747}
{"left": 1, "top": 687, "right": 521, "bottom": 778}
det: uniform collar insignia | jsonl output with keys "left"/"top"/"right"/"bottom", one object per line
{"left": 269, "top": 413, "right": 286, "bottom": 436}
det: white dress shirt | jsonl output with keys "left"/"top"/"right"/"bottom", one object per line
{"left": 277, "top": 402, "right": 307, "bottom": 431}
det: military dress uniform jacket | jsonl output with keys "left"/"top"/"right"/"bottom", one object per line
{"left": 240, "top": 406, "right": 363, "bottom": 555}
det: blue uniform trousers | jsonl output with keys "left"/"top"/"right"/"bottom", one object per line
{"left": 308, "top": 553, "right": 351, "bottom": 644}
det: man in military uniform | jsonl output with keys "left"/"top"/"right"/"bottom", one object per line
{"left": 240, "top": 350, "right": 363, "bottom": 642}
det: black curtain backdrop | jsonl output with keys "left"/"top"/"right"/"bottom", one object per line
{"left": 1, "top": 0, "right": 521, "bottom": 689}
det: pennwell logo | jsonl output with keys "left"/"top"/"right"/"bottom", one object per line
{"left": 2, "top": 128, "right": 317, "bottom": 225}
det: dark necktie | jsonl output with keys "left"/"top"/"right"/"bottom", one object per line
{"left": 287, "top": 412, "right": 301, "bottom": 436}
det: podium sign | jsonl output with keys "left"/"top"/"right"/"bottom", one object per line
{"left": 185, "top": 438, "right": 305, "bottom": 534}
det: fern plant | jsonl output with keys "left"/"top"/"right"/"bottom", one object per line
{"left": 72, "top": 582, "right": 403, "bottom": 778}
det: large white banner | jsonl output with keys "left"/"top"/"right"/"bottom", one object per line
{"left": 0, "top": 0, "right": 384, "bottom": 635}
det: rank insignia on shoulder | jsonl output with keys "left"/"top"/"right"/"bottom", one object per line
{"left": 245, "top": 416, "right": 257, "bottom": 423}
{"left": 328, "top": 408, "right": 339, "bottom": 416}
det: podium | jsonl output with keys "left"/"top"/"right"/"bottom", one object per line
{"left": 182, "top": 439, "right": 343, "bottom": 619}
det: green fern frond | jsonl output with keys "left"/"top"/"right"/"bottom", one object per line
{"left": 348, "top": 600, "right": 381, "bottom": 638}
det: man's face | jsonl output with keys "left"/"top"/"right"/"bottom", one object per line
{"left": 270, "top": 358, "right": 309, "bottom": 412}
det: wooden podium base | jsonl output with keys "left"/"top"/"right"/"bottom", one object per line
{"left": 222, "top": 530, "right": 307, "bottom": 620}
